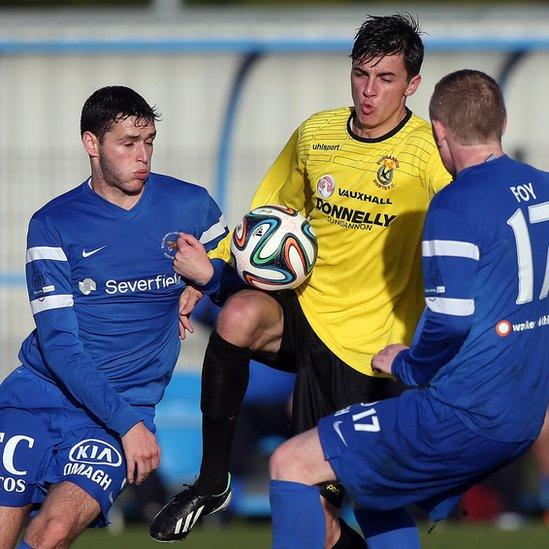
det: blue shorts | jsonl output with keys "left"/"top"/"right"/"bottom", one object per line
{"left": 318, "top": 389, "right": 533, "bottom": 521}
{"left": 0, "top": 367, "right": 155, "bottom": 526}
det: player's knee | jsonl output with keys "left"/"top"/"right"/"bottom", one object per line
{"left": 217, "top": 292, "right": 272, "bottom": 347}
{"left": 270, "top": 441, "right": 303, "bottom": 481}
{"left": 26, "top": 514, "right": 74, "bottom": 548}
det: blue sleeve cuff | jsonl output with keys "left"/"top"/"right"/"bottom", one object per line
{"left": 392, "top": 349, "right": 420, "bottom": 387}
{"left": 197, "top": 258, "right": 225, "bottom": 295}
{"left": 198, "top": 258, "right": 245, "bottom": 304}
{"left": 109, "top": 406, "right": 144, "bottom": 436}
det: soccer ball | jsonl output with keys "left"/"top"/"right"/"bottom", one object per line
{"left": 231, "top": 205, "right": 318, "bottom": 291}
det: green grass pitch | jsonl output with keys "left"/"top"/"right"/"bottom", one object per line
{"left": 73, "top": 521, "right": 548, "bottom": 548}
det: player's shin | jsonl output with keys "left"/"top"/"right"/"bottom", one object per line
{"left": 197, "top": 330, "right": 252, "bottom": 495}
{"left": 270, "top": 480, "right": 325, "bottom": 549}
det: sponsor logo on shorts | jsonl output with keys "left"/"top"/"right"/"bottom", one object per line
{"left": 69, "top": 439, "right": 122, "bottom": 467}
{"left": 0, "top": 433, "right": 35, "bottom": 476}
{"left": 0, "top": 433, "right": 35, "bottom": 493}
{"left": 0, "top": 476, "right": 27, "bottom": 492}
{"left": 63, "top": 463, "right": 113, "bottom": 491}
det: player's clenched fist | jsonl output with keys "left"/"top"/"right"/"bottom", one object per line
{"left": 372, "top": 343, "right": 409, "bottom": 375}
{"left": 121, "top": 421, "right": 161, "bottom": 485}
{"left": 173, "top": 233, "right": 214, "bottom": 286}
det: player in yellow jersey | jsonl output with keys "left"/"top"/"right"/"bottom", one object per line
{"left": 150, "top": 14, "right": 450, "bottom": 547}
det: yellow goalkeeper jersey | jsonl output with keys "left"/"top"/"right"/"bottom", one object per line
{"left": 212, "top": 107, "right": 450, "bottom": 376}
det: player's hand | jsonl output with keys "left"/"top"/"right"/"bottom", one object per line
{"left": 179, "top": 285, "right": 204, "bottom": 340}
{"left": 372, "top": 344, "right": 409, "bottom": 375}
{"left": 173, "top": 233, "right": 214, "bottom": 286}
{"left": 121, "top": 422, "right": 160, "bottom": 485}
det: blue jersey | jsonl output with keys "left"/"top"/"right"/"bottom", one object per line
{"left": 18, "top": 173, "right": 228, "bottom": 436}
{"left": 393, "top": 155, "right": 549, "bottom": 442}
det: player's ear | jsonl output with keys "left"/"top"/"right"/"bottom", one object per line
{"left": 501, "top": 117, "right": 507, "bottom": 137}
{"left": 431, "top": 119, "right": 446, "bottom": 149}
{"left": 404, "top": 74, "right": 421, "bottom": 97}
{"left": 82, "top": 130, "right": 100, "bottom": 158}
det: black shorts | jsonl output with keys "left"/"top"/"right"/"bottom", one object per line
{"left": 256, "top": 291, "right": 405, "bottom": 434}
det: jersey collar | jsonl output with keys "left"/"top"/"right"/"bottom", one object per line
{"left": 347, "top": 107, "right": 413, "bottom": 143}
{"left": 82, "top": 175, "right": 153, "bottom": 219}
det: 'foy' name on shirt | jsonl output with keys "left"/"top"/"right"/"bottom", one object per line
{"left": 510, "top": 183, "right": 536, "bottom": 203}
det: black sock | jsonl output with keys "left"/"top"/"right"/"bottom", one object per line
{"left": 195, "top": 330, "right": 252, "bottom": 495}
{"left": 331, "top": 518, "right": 365, "bottom": 549}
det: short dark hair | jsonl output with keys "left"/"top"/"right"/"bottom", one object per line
{"left": 429, "top": 70, "right": 506, "bottom": 145}
{"left": 80, "top": 86, "right": 160, "bottom": 141}
{"left": 351, "top": 13, "right": 424, "bottom": 79}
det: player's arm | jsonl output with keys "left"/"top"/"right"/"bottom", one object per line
{"left": 173, "top": 190, "right": 242, "bottom": 335}
{"left": 391, "top": 200, "right": 479, "bottom": 386}
{"left": 27, "top": 217, "right": 159, "bottom": 483}
{"left": 26, "top": 217, "right": 143, "bottom": 435}
{"left": 177, "top": 128, "right": 308, "bottom": 297}
{"left": 250, "top": 126, "right": 310, "bottom": 215}
{"left": 204, "top": 127, "right": 309, "bottom": 290}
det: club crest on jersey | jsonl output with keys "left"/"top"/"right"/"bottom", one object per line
{"left": 161, "top": 231, "right": 180, "bottom": 259}
{"left": 375, "top": 156, "right": 399, "bottom": 189}
{"left": 317, "top": 175, "right": 335, "bottom": 199}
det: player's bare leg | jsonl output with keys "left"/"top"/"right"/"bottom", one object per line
{"left": 216, "top": 289, "right": 285, "bottom": 354}
{"left": 0, "top": 504, "right": 31, "bottom": 548}
{"left": 23, "top": 481, "right": 100, "bottom": 549}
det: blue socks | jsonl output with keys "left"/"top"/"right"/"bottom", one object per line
{"left": 354, "top": 507, "right": 420, "bottom": 549}
{"left": 269, "top": 478, "right": 420, "bottom": 549}
{"left": 270, "top": 480, "right": 325, "bottom": 549}
{"left": 17, "top": 541, "right": 34, "bottom": 549}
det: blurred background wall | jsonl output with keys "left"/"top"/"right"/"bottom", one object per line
{"left": 1, "top": 2, "right": 549, "bottom": 377}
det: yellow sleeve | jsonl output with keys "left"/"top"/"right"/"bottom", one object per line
{"left": 425, "top": 145, "right": 452, "bottom": 196}
{"left": 207, "top": 232, "right": 232, "bottom": 263}
{"left": 208, "top": 123, "right": 309, "bottom": 264}
{"left": 250, "top": 127, "right": 312, "bottom": 216}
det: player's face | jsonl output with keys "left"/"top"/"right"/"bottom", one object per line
{"left": 96, "top": 116, "right": 156, "bottom": 197}
{"left": 351, "top": 54, "right": 420, "bottom": 139}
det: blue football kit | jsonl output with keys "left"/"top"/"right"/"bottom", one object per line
{"left": 318, "top": 155, "right": 549, "bottom": 519}
{"left": 0, "top": 173, "right": 228, "bottom": 523}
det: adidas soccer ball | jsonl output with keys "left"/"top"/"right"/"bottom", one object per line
{"left": 231, "top": 205, "right": 318, "bottom": 291}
